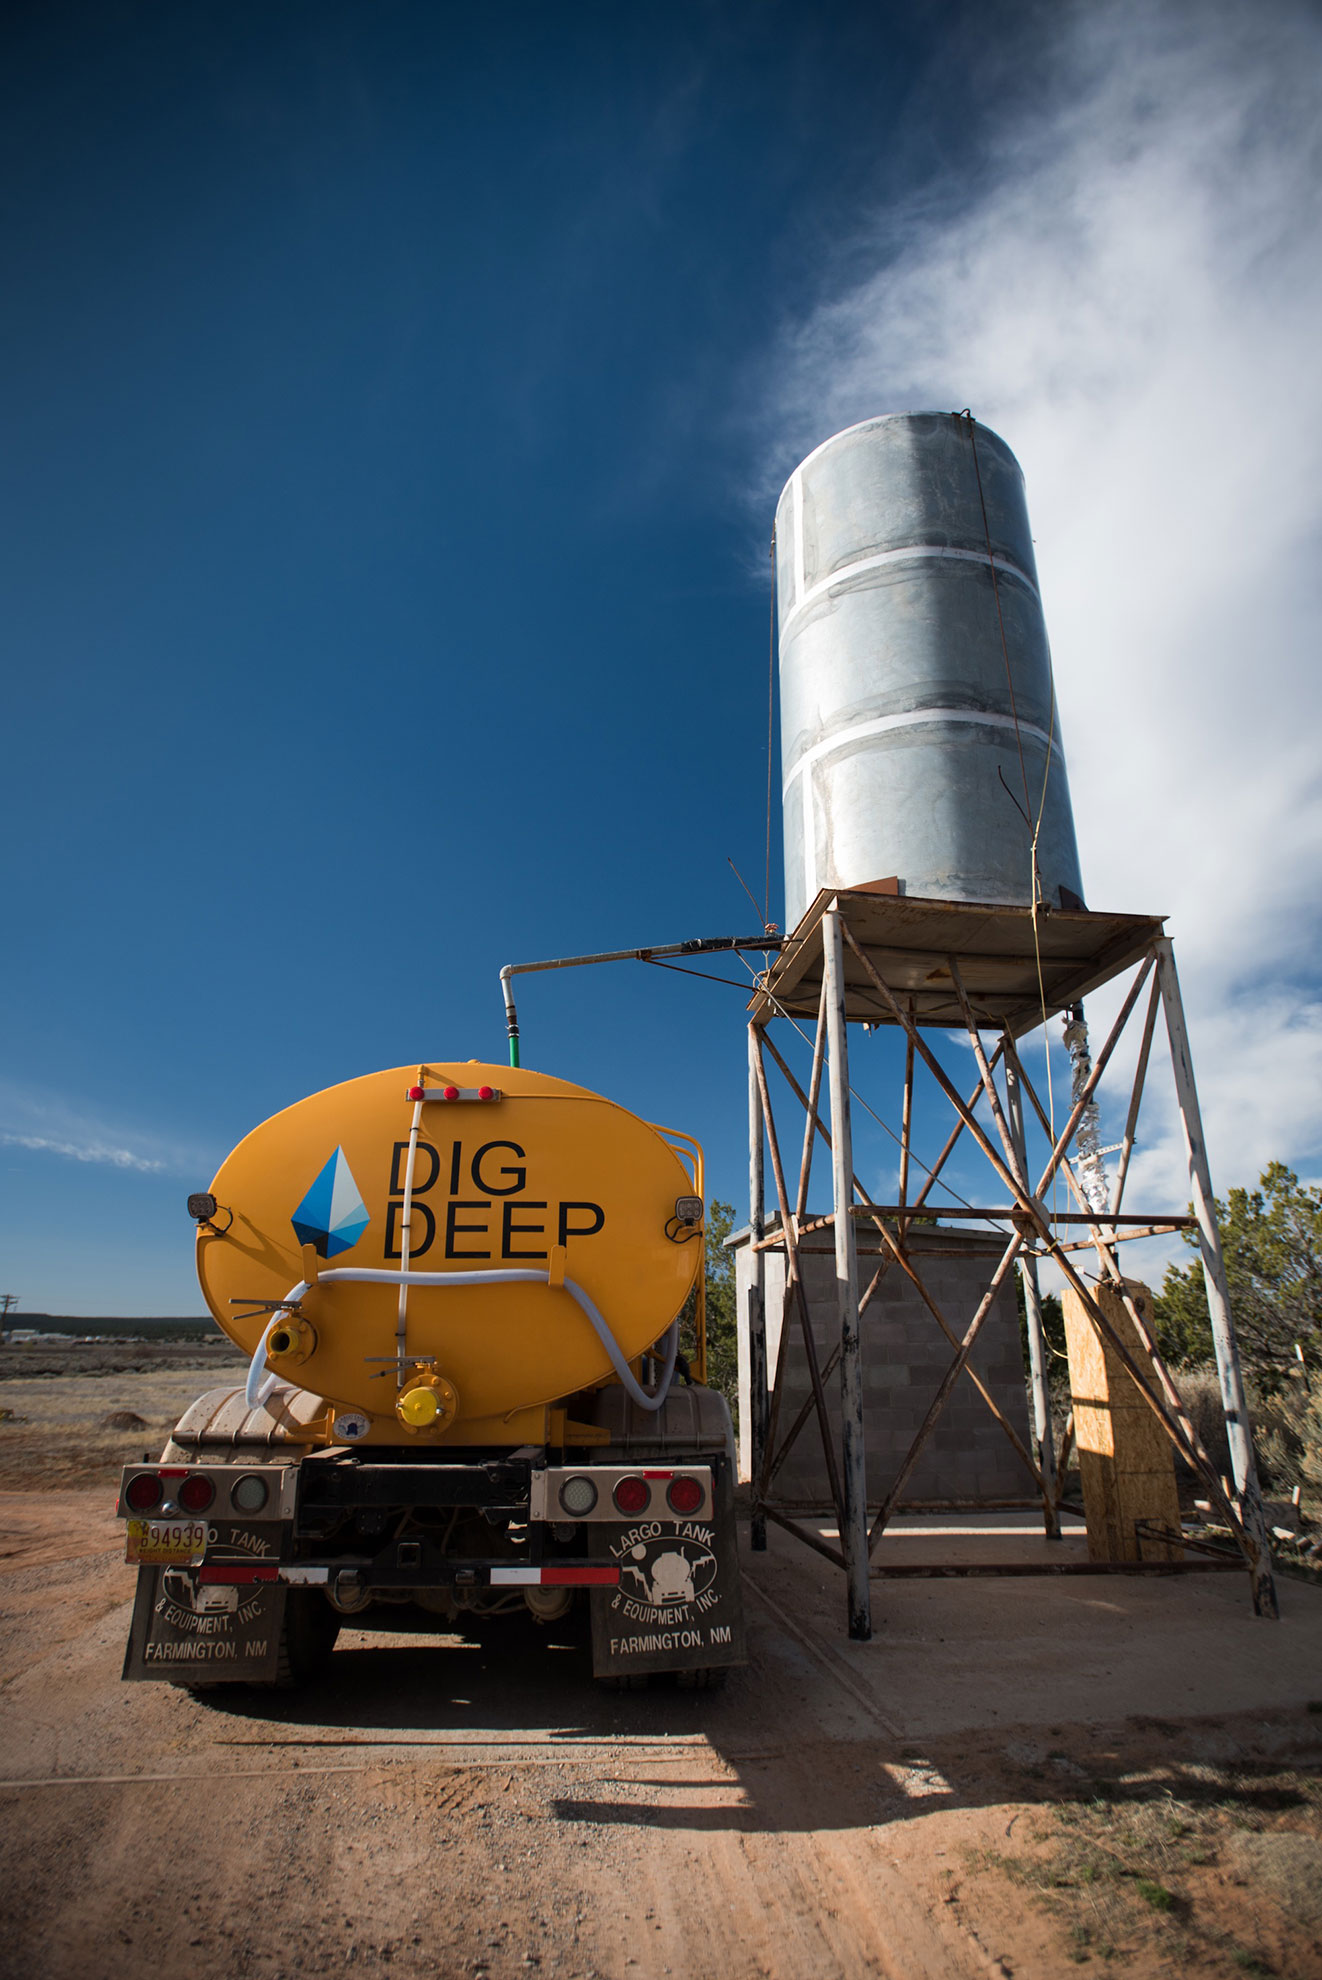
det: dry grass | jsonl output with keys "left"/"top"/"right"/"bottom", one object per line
{"left": 0, "top": 1341, "right": 245, "bottom": 1488}
{"left": 978, "top": 1758, "right": 1322, "bottom": 1973}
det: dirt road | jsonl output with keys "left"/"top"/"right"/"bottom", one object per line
{"left": 2, "top": 1489, "right": 1321, "bottom": 1980}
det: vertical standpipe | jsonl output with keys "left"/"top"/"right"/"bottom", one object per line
{"left": 776, "top": 412, "right": 1085, "bottom": 931}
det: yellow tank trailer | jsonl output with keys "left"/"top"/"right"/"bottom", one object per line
{"left": 116, "top": 1063, "right": 743, "bottom": 1690}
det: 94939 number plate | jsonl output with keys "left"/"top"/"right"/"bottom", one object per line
{"left": 125, "top": 1518, "right": 208, "bottom": 1566}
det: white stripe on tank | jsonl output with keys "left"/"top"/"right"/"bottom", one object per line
{"left": 784, "top": 706, "right": 1056, "bottom": 795}
{"left": 781, "top": 542, "right": 1039, "bottom": 639}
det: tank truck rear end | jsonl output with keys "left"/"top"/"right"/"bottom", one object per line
{"left": 115, "top": 1062, "right": 743, "bottom": 1690}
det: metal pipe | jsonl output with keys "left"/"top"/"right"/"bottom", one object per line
{"left": 823, "top": 908, "right": 871, "bottom": 1641}
{"left": 794, "top": 976, "right": 830, "bottom": 1225}
{"left": 1110, "top": 971, "right": 1161, "bottom": 1216}
{"left": 499, "top": 966, "right": 520, "bottom": 1068}
{"left": 1155, "top": 937, "right": 1278, "bottom": 1617}
{"left": 898, "top": 1024, "right": 915, "bottom": 1225}
{"left": 1004, "top": 1047, "right": 1060, "bottom": 1538}
{"left": 498, "top": 934, "right": 780, "bottom": 1062}
{"left": 747, "top": 1023, "right": 769, "bottom": 1552}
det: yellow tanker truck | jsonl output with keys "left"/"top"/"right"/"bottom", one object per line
{"left": 115, "top": 1060, "right": 742, "bottom": 1689}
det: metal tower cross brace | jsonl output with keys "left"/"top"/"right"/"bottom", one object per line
{"left": 744, "top": 889, "right": 1278, "bottom": 1639}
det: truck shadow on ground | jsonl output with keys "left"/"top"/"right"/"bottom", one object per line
{"left": 186, "top": 1616, "right": 1322, "bottom": 1842}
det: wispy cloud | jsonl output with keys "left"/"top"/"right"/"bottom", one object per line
{"left": 760, "top": 0, "right": 1322, "bottom": 1208}
{"left": 0, "top": 1131, "right": 165, "bottom": 1174}
{"left": 0, "top": 1078, "right": 217, "bottom": 1184}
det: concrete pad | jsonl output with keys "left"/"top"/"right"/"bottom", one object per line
{"left": 742, "top": 1516, "right": 1322, "bottom": 1739}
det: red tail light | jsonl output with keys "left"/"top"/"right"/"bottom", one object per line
{"left": 178, "top": 1474, "right": 215, "bottom": 1513}
{"left": 125, "top": 1473, "right": 163, "bottom": 1512}
{"left": 666, "top": 1476, "right": 704, "bottom": 1516}
{"left": 613, "top": 1475, "right": 650, "bottom": 1516}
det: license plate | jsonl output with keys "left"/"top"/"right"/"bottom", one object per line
{"left": 125, "top": 1518, "right": 208, "bottom": 1566}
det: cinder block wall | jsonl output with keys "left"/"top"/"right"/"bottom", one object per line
{"left": 732, "top": 1225, "right": 1034, "bottom": 1505}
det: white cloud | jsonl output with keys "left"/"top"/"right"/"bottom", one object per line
{"left": 0, "top": 1131, "right": 165, "bottom": 1174}
{"left": 762, "top": 0, "right": 1322, "bottom": 1208}
{"left": 0, "top": 1078, "right": 216, "bottom": 1182}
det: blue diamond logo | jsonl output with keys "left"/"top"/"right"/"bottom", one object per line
{"left": 291, "top": 1147, "right": 370, "bottom": 1259}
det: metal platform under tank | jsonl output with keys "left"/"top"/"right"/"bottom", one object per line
{"left": 749, "top": 886, "right": 1167, "bottom": 1033}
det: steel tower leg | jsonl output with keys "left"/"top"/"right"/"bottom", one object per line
{"left": 1155, "top": 938, "right": 1278, "bottom": 1618}
{"left": 747, "top": 1023, "right": 769, "bottom": 1553}
{"left": 1005, "top": 1049, "right": 1061, "bottom": 1538}
{"left": 823, "top": 908, "right": 871, "bottom": 1641}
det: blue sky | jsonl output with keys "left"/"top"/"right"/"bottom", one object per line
{"left": 5, "top": 1, "right": 1321, "bottom": 1314}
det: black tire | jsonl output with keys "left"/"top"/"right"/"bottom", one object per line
{"left": 273, "top": 1589, "right": 341, "bottom": 1687}
{"left": 675, "top": 1667, "right": 727, "bottom": 1691}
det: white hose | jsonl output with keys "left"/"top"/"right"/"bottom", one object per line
{"left": 394, "top": 1095, "right": 426, "bottom": 1379}
{"left": 243, "top": 1265, "right": 678, "bottom": 1415}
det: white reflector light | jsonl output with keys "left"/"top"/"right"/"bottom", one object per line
{"left": 232, "top": 1473, "right": 270, "bottom": 1513}
{"left": 558, "top": 1474, "right": 599, "bottom": 1518}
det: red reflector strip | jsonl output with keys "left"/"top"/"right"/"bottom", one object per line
{"left": 642, "top": 1470, "right": 673, "bottom": 1480}
{"left": 158, "top": 1468, "right": 187, "bottom": 1478}
{"left": 489, "top": 1566, "right": 618, "bottom": 1587}
{"left": 197, "top": 1564, "right": 279, "bottom": 1585}
{"left": 416, "top": 1087, "right": 503, "bottom": 1103}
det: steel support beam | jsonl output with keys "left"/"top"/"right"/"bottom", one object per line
{"left": 747, "top": 1023, "right": 768, "bottom": 1553}
{"left": 1155, "top": 938, "right": 1278, "bottom": 1617}
{"left": 1005, "top": 1046, "right": 1060, "bottom": 1539}
{"left": 823, "top": 908, "right": 871, "bottom": 1641}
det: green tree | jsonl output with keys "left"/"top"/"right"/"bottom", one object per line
{"left": 1153, "top": 1163, "right": 1322, "bottom": 1383}
{"left": 1014, "top": 1275, "right": 1068, "bottom": 1399}
{"left": 677, "top": 1199, "right": 738, "bottom": 1417}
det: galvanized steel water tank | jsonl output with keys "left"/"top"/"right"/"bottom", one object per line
{"left": 777, "top": 412, "right": 1085, "bottom": 931}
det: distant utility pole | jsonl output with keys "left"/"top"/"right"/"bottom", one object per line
{"left": 0, "top": 1294, "right": 19, "bottom": 1322}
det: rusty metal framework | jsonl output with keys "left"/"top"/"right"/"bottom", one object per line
{"left": 743, "top": 888, "right": 1278, "bottom": 1639}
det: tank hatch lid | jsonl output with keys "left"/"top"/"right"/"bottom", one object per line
{"left": 749, "top": 888, "right": 1166, "bottom": 1035}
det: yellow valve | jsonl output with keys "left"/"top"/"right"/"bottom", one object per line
{"left": 267, "top": 1316, "right": 317, "bottom": 1367}
{"left": 396, "top": 1374, "right": 459, "bottom": 1434}
{"left": 398, "top": 1387, "right": 439, "bottom": 1427}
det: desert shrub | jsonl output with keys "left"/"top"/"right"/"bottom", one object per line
{"left": 1171, "top": 1362, "right": 1322, "bottom": 1505}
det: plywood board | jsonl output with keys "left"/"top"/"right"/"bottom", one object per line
{"left": 1062, "top": 1280, "right": 1183, "bottom": 1563}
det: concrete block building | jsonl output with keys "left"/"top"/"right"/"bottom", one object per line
{"left": 730, "top": 1222, "right": 1034, "bottom": 1506}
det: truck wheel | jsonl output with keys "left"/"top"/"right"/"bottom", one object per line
{"left": 675, "top": 1667, "right": 727, "bottom": 1691}
{"left": 273, "top": 1589, "right": 341, "bottom": 1687}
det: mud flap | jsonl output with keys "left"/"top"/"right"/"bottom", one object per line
{"left": 589, "top": 1460, "right": 745, "bottom": 1679}
{"left": 122, "top": 1567, "right": 284, "bottom": 1684}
